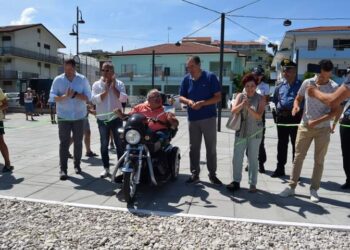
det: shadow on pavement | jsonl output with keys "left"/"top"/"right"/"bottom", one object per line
{"left": 0, "top": 172, "right": 24, "bottom": 190}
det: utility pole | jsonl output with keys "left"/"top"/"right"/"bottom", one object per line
{"left": 152, "top": 50, "right": 155, "bottom": 89}
{"left": 217, "top": 13, "right": 225, "bottom": 132}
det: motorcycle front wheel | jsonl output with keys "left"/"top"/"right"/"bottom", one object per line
{"left": 123, "top": 171, "right": 137, "bottom": 204}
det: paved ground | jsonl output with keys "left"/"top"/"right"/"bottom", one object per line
{"left": 0, "top": 112, "right": 349, "bottom": 227}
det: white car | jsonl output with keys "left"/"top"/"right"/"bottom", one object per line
{"left": 6, "top": 92, "right": 21, "bottom": 108}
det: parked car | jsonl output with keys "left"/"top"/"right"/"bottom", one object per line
{"left": 6, "top": 92, "right": 21, "bottom": 108}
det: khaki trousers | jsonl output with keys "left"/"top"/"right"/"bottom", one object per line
{"left": 289, "top": 125, "right": 331, "bottom": 190}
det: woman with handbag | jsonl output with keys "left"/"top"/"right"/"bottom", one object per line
{"left": 226, "top": 73, "right": 265, "bottom": 193}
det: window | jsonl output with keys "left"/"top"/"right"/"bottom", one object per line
{"left": 121, "top": 64, "right": 136, "bottom": 74}
{"left": 333, "top": 39, "right": 350, "bottom": 50}
{"left": 37, "top": 42, "right": 41, "bottom": 47}
{"left": 37, "top": 28, "right": 41, "bottom": 33}
{"left": 3, "top": 81, "right": 12, "bottom": 86}
{"left": 2, "top": 36, "right": 11, "bottom": 41}
{"left": 308, "top": 39, "right": 317, "bottom": 51}
{"left": 44, "top": 44, "right": 50, "bottom": 50}
{"left": 44, "top": 63, "right": 50, "bottom": 68}
{"left": 154, "top": 64, "right": 163, "bottom": 76}
{"left": 37, "top": 62, "right": 41, "bottom": 67}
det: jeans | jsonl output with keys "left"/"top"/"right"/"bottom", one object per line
{"left": 58, "top": 119, "right": 84, "bottom": 171}
{"left": 233, "top": 136, "right": 262, "bottom": 186}
{"left": 97, "top": 118, "right": 123, "bottom": 169}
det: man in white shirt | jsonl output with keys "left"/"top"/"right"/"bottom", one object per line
{"left": 91, "top": 62, "right": 128, "bottom": 178}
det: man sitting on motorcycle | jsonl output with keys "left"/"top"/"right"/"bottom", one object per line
{"left": 115, "top": 89, "right": 179, "bottom": 141}
{"left": 115, "top": 89, "right": 179, "bottom": 179}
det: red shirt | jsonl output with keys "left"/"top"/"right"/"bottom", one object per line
{"left": 130, "top": 102, "right": 168, "bottom": 131}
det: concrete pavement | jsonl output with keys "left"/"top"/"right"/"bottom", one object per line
{"left": 0, "top": 112, "right": 349, "bottom": 227}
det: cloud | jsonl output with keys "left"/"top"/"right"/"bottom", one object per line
{"left": 80, "top": 38, "right": 102, "bottom": 45}
{"left": 10, "top": 7, "right": 37, "bottom": 25}
{"left": 255, "top": 35, "right": 269, "bottom": 44}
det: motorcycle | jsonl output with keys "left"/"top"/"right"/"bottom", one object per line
{"left": 111, "top": 111, "right": 181, "bottom": 203}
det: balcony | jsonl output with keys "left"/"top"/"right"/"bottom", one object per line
{"left": 0, "top": 47, "right": 63, "bottom": 65}
{"left": 298, "top": 46, "right": 350, "bottom": 59}
{"left": 117, "top": 70, "right": 233, "bottom": 85}
{"left": 0, "top": 70, "right": 39, "bottom": 80}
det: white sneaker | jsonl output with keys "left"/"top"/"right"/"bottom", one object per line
{"left": 278, "top": 187, "right": 295, "bottom": 197}
{"left": 100, "top": 168, "right": 111, "bottom": 178}
{"left": 310, "top": 189, "right": 320, "bottom": 203}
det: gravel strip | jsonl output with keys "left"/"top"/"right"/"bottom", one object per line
{"left": 1, "top": 199, "right": 350, "bottom": 249}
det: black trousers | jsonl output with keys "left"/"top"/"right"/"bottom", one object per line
{"left": 340, "top": 118, "right": 350, "bottom": 184}
{"left": 258, "top": 112, "right": 266, "bottom": 166}
{"left": 275, "top": 111, "right": 302, "bottom": 171}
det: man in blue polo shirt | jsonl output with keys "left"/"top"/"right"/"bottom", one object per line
{"left": 50, "top": 59, "right": 91, "bottom": 180}
{"left": 179, "top": 56, "right": 222, "bottom": 185}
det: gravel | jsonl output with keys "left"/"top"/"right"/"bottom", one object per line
{"left": 1, "top": 199, "right": 349, "bottom": 249}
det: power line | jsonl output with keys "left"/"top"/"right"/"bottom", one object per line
{"left": 226, "top": 17, "right": 273, "bottom": 44}
{"left": 226, "top": 0, "right": 261, "bottom": 14}
{"left": 180, "top": 16, "right": 221, "bottom": 40}
{"left": 181, "top": 0, "right": 220, "bottom": 14}
{"left": 227, "top": 14, "right": 350, "bottom": 21}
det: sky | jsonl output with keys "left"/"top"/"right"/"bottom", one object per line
{"left": 1, "top": 0, "right": 350, "bottom": 55}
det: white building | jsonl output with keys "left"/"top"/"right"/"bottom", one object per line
{"left": 272, "top": 26, "right": 350, "bottom": 83}
{"left": 0, "top": 23, "right": 65, "bottom": 92}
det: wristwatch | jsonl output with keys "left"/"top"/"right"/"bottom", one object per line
{"left": 72, "top": 91, "right": 78, "bottom": 99}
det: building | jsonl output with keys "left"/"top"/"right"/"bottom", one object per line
{"left": 272, "top": 26, "right": 350, "bottom": 82}
{"left": 0, "top": 23, "right": 65, "bottom": 92}
{"left": 110, "top": 42, "right": 246, "bottom": 102}
{"left": 211, "top": 40, "right": 272, "bottom": 72}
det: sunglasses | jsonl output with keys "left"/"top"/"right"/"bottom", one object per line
{"left": 101, "top": 69, "right": 111, "bottom": 72}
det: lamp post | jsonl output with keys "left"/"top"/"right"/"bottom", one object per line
{"left": 69, "top": 6, "right": 85, "bottom": 57}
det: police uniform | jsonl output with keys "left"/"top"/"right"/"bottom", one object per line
{"left": 340, "top": 100, "right": 350, "bottom": 189}
{"left": 271, "top": 59, "right": 303, "bottom": 177}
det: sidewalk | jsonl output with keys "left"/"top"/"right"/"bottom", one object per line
{"left": 0, "top": 113, "right": 349, "bottom": 227}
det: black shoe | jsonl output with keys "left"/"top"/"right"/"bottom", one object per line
{"left": 259, "top": 165, "right": 265, "bottom": 173}
{"left": 2, "top": 165, "right": 14, "bottom": 173}
{"left": 226, "top": 181, "right": 240, "bottom": 191}
{"left": 114, "top": 174, "right": 124, "bottom": 183}
{"left": 271, "top": 169, "right": 286, "bottom": 178}
{"left": 340, "top": 182, "right": 350, "bottom": 189}
{"left": 245, "top": 166, "right": 248, "bottom": 172}
{"left": 209, "top": 174, "right": 223, "bottom": 186}
{"left": 59, "top": 170, "right": 68, "bottom": 181}
{"left": 186, "top": 175, "right": 200, "bottom": 184}
{"left": 68, "top": 153, "right": 73, "bottom": 159}
{"left": 86, "top": 151, "right": 98, "bottom": 157}
{"left": 74, "top": 166, "right": 82, "bottom": 174}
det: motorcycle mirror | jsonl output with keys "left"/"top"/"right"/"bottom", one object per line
{"left": 163, "top": 105, "right": 175, "bottom": 114}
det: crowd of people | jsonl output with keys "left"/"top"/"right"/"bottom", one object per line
{"left": 1, "top": 56, "right": 349, "bottom": 204}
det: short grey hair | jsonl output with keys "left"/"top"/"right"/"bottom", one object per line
{"left": 102, "top": 62, "right": 115, "bottom": 72}
{"left": 146, "top": 89, "right": 160, "bottom": 99}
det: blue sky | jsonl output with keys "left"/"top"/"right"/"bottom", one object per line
{"left": 1, "top": 0, "right": 350, "bottom": 54}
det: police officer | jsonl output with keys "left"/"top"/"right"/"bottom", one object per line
{"left": 271, "top": 59, "right": 303, "bottom": 177}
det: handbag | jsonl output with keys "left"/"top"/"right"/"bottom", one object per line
{"left": 226, "top": 112, "right": 241, "bottom": 130}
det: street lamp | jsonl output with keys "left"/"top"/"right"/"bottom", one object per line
{"left": 69, "top": 6, "right": 85, "bottom": 56}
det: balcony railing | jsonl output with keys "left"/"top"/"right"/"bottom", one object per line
{"left": 0, "top": 70, "right": 39, "bottom": 79}
{"left": 117, "top": 70, "right": 234, "bottom": 81}
{"left": 0, "top": 47, "right": 63, "bottom": 65}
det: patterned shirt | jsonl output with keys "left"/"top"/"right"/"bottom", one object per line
{"left": 298, "top": 76, "right": 338, "bottom": 128}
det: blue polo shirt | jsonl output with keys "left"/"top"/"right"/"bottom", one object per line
{"left": 273, "top": 79, "right": 302, "bottom": 111}
{"left": 180, "top": 70, "right": 221, "bottom": 121}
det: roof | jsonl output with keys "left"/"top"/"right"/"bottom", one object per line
{"left": 0, "top": 23, "right": 66, "bottom": 48}
{"left": 288, "top": 26, "right": 350, "bottom": 33}
{"left": 212, "top": 40, "right": 265, "bottom": 46}
{"left": 182, "top": 36, "right": 212, "bottom": 43}
{"left": 111, "top": 42, "right": 246, "bottom": 57}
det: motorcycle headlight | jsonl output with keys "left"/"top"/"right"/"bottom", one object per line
{"left": 125, "top": 129, "right": 141, "bottom": 145}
